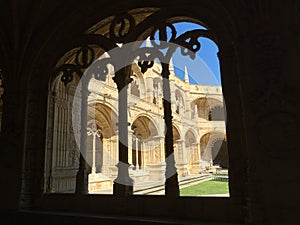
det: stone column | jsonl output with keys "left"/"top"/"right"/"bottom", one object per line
{"left": 106, "top": 138, "right": 112, "bottom": 174}
{"left": 189, "top": 143, "right": 200, "bottom": 174}
{"left": 128, "top": 129, "right": 133, "bottom": 165}
{"left": 141, "top": 141, "right": 145, "bottom": 168}
{"left": 112, "top": 131, "right": 118, "bottom": 164}
{"left": 175, "top": 139, "right": 187, "bottom": 177}
{"left": 87, "top": 124, "right": 101, "bottom": 174}
{"left": 161, "top": 63, "right": 179, "bottom": 197}
{"left": 159, "top": 136, "right": 165, "bottom": 163}
{"left": 138, "top": 138, "right": 143, "bottom": 170}
{"left": 100, "top": 138, "right": 108, "bottom": 175}
{"left": 108, "top": 133, "right": 118, "bottom": 179}
{"left": 136, "top": 137, "right": 139, "bottom": 169}
{"left": 75, "top": 80, "right": 90, "bottom": 195}
{"left": 197, "top": 143, "right": 202, "bottom": 173}
{"left": 112, "top": 67, "right": 133, "bottom": 196}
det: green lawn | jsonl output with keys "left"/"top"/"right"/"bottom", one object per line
{"left": 180, "top": 180, "right": 229, "bottom": 196}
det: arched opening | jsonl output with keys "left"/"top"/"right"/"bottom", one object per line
{"left": 131, "top": 116, "right": 158, "bottom": 140}
{"left": 87, "top": 103, "right": 118, "bottom": 193}
{"left": 129, "top": 116, "right": 168, "bottom": 194}
{"left": 39, "top": 6, "right": 239, "bottom": 215}
{"left": 192, "top": 132, "right": 229, "bottom": 196}
{"left": 192, "top": 97, "right": 224, "bottom": 121}
{"left": 131, "top": 116, "right": 158, "bottom": 170}
{"left": 0, "top": 0, "right": 261, "bottom": 221}
{"left": 200, "top": 132, "right": 227, "bottom": 170}
{"left": 45, "top": 15, "right": 229, "bottom": 196}
{"left": 184, "top": 129, "right": 199, "bottom": 175}
{"left": 192, "top": 98, "right": 210, "bottom": 120}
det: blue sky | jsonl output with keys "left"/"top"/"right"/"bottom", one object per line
{"left": 154, "top": 22, "right": 221, "bottom": 85}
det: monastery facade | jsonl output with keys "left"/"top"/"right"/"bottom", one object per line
{"left": 44, "top": 62, "right": 227, "bottom": 193}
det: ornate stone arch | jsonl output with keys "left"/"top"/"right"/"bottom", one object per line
{"left": 88, "top": 99, "right": 118, "bottom": 119}
{"left": 19, "top": 2, "right": 246, "bottom": 221}
{"left": 200, "top": 131, "right": 227, "bottom": 169}
{"left": 131, "top": 115, "right": 158, "bottom": 140}
{"left": 87, "top": 102, "right": 118, "bottom": 138}
{"left": 86, "top": 103, "right": 118, "bottom": 178}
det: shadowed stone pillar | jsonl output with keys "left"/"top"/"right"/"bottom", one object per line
{"left": 112, "top": 67, "right": 133, "bottom": 196}
{"left": 76, "top": 80, "right": 90, "bottom": 195}
{"left": 161, "top": 63, "right": 179, "bottom": 197}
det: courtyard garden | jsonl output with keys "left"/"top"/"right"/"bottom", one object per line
{"left": 180, "top": 180, "right": 229, "bottom": 196}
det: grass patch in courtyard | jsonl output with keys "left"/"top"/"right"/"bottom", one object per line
{"left": 180, "top": 180, "right": 229, "bottom": 196}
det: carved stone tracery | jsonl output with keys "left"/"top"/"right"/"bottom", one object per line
{"left": 52, "top": 10, "right": 217, "bottom": 196}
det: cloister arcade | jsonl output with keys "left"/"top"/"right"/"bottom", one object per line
{"left": 44, "top": 59, "right": 227, "bottom": 194}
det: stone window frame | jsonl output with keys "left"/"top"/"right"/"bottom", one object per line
{"left": 21, "top": 5, "right": 247, "bottom": 224}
